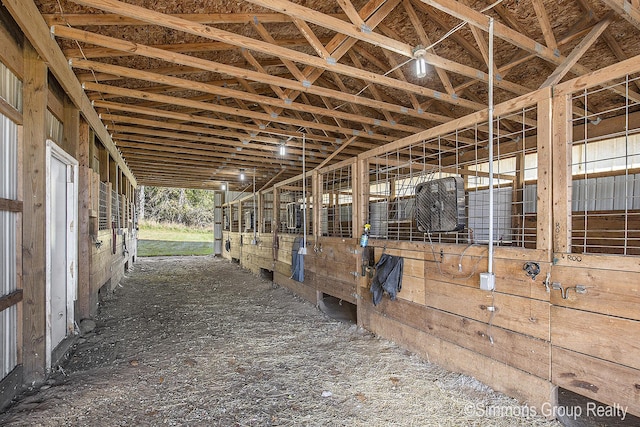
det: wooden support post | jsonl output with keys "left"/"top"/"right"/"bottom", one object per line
{"left": 537, "top": 91, "right": 554, "bottom": 257}
{"left": 77, "top": 118, "right": 92, "bottom": 319}
{"left": 22, "top": 42, "right": 48, "bottom": 384}
{"left": 355, "top": 158, "right": 371, "bottom": 327}
{"left": 551, "top": 91, "right": 573, "bottom": 254}
{"left": 312, "top": 170, "right": 321, "bottom": 239}
{"left": 61, "top": 97, "right": 79, "bottom": 158}
{"left": 257, "top": 191, "right": 263, "bottom": 234}
{"left": 272, "top": 187, "right": 279, "bottom": 263}
{"left": 351, "top": 160, "right": 360, "bottom": 236}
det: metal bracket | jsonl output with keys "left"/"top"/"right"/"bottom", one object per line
{"left": 348, "top": 248, "right": 360, "bottom": 255}
{"left": 551, "top": 282, "right": 587, "bottom": 299}
{"left": 350, "top": 271, "right": 359, "bottom": 277}
{"left": 542, "top": 272, "right": 551, "bottom": 292}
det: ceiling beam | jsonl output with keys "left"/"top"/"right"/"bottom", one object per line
{"left": 243, "top": 0, "right": 412, "bottom": 57}
{"left": 83, "top": 81, "right": 397, "bottom": 143}
{"left": 67, "top": 0, "right": 483, "bottom": 111}
{"left": 93, "top": 100, "right": 342, "bottom": 145}
{"left": 52, "top": 25, "right": 447, "bottom": 127}
{"left": 3, "top": 0, "right": 136, "bottom": 185}
{"left": 599, "top": 0, "right": 640, "bottom": 30}
{"left": 539, "top": 14, "right": 613, "bottom": 88}
{"left": 531, "top": 0, "right": 558, "bottom": 51}
{"left": 402, "top": 0, "right": 455, "bottom": 95}
{"left": 73, "top": 59, "right": 423, "bottom": 135}
{"left": 421, "top": 0, "right": 640, "bottom": 102}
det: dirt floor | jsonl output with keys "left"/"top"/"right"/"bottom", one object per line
{"left": 0, "top": 256, "right": 561, "bottom": 426}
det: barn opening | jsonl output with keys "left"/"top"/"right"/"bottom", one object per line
{"left": 1, "top": 0, "right": 640, "bottom": 424}
{"left": 318, "top": 293, "right": 358, "bottom": 324}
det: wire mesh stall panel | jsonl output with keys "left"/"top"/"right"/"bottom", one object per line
{"left": 261, "top": 191, "right": 274, "bottom": 233}
{"left": 320, "top": 164, "right": 353, "bottom": 238}
{"left": 99, "top": 181, "right": 109, "bottom": 231}
{"left": 366, "top": 107, "right": 538, "bottom": 247}
{"left": 230, "top": 203, "right": 239, "bottom": 232}
{"left": 223, "top": 205, "right": 231, "bottom": 231}
{"left": 241, "top": 197, "right": 256, "bottom": 233}
{"left": 111, "top": 188, "right": 120, "bottom": 229}
{"left": 276, "top": 175, "right": 313, "bottom": 235}
{"left": 569, "top": 74, "right": 640, "bottom": 255}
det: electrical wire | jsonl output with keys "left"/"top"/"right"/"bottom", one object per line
{"left": 427, "top": 232, "right": 487, "bottom": 280}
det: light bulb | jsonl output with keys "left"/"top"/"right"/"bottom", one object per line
{"left": 413, "top": 46, "right": 428, "bottom": 78}
{"left": 279, "top": 144, "right": 286, "bottom": 156}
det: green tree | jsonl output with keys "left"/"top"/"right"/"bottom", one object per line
{"left": 142, "top": 186, "right": 215, "bottom": 228}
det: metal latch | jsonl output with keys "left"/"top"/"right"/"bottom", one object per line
{"left": 551, "top": 282, "right": 587, "bottom": 299}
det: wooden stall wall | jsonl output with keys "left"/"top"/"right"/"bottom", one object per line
{"left": 548, "top": 63, "right": 640, "bottom": 416}
{"left": 220, "top": 57, "right": 640, "bottom": 417}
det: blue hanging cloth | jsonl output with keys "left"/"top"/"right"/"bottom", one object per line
{"left": 291, "top": 236, "right": 305, "bottom": 282}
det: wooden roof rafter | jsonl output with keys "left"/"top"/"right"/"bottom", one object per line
{"left": 66, "top": 0, "right": 487, "bottom": 111}
{"left": 422, "top": 0, "right": 640, "bottom": 103}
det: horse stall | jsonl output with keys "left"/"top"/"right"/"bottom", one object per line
{"left": 222, "top": 57, "right": 640, "bottom": 417}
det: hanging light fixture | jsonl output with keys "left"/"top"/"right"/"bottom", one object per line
{"left": 239, "top": 169, "right": 245, "bottom": 181}
{"left": 279, "top": 143, "right": 286, "bottom": 156}
{"left": 221, "top": 183, "right": 226, "bottom": 191}
{"left": 413, "top": 45, "right": 428, "bottom": 78}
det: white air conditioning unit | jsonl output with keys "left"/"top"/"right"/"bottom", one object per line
{"left": 415, "top": 176, "right": 466, "bottom": 233}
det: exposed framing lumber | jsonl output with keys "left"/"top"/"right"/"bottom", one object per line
{"left": 531, "top": 0, "right": 558, "bottom": 51}
{"left": 315, "top": 136, "right": 358, "bottom": 170}
{"left": 3, "top": 0, "right": 135, "bottom": 185}
{"left": 92, "top": 100, "right": 346, "bottom": 147}
{"left": 539, "top": 14, "right": 613, "bottom": 88}
{"left": 262, "top": 0, "right": 399, "bottom": 125}
{"left": 83, "top": 81, "right": 396, "bottom": 144}
{"left": 600, "top": 0, "right": 640, "bottom": 30}
{"left": 402, "top": 0, "right": 455, "bottom": 95}
{"left": 422, "top": 0, "right": 640, "bottom": 102}
{"left": 70, "top": 58, "right": 421, "bottom": 136}
{"left": 243, "top": 0, "right": 411, "bottom": 57}
{"left": 63, "top": 37, "right": 329, "bottom": 60}
{"left": 67, "top": 0, "right": 483, "bottom": 111}
{"left": 259, "top": 169, "right": 288, "bottom": 192}
{"left": 105, "top": 114, "right": 361, "bottom": 160}
{"left": 0, "top": 290, "right": 23, "bottom": 312}
{"left": 21, "top": 41, "right": 48, "bottom": 383}
{"left": 0, "top": 198, "right": 23, "bottom": 212}
{"left": 51, "top": 26, "right": 444, "bottom": 128}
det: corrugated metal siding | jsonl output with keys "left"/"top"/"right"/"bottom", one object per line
{"left": 572, "top": 174, "right": 640, "bottom": 211}
{"left": 0, "top": 305, "right": 17, "bottom": 378}
{"left": 0, "top": 111, "right": 18, "bottom": 379}
{"left": 468, "top": 187, "right": 514, "bottom": 243}
{"left": 0, "top": 115, "right": 18, "bottom": 200}
{"left": 46, "top": 109, "right": 63, "bottom": 144}
{"left": 0, "top": 63, "right": 22, "bottom": 112}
